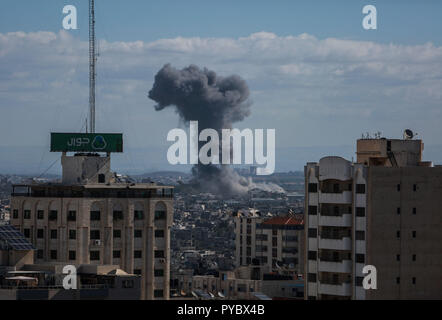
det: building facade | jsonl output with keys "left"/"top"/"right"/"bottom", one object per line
{"left": 304, "top": 137, "right": 442, "bottom": 300}
{"left": 9, "top": 153, "right": 174, "bottom": 300}
{"left": 235, "top": 211, "right": 304, "bottom": 277}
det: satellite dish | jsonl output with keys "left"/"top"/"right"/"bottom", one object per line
{"left": 218, "top": 291, "right": 225, "bottom": 298}
{"left": 404, "top": 129, "right": 414, "bottom": 140}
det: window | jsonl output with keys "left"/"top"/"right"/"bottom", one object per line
{"left": 155, "top": 210, "right": 166, "bottom": 220}
{"left": 272, "top": 237, "right": 277, "bottom": 246}
{"left": 90, "top": 230, "right": 100, "bottom": 240}
{"left": 308, "top": 228, "right": 317, "bottom": 238}
{"left": 37, "top": 229, "right": 44, "bottom": 239}
{"left": 67, "top": 211, "right": 76, "bottom": 221}
{"left": 13, "top": 209, "right": 18, "bottom": 219}
{"left": 154, "top": 269, "right": 164, "bottom": 277}
{"left": 155, "top": 230, "right": 164, "bottom": 238}
{"left": 50, "top": 229, "right": 57, "bottom": 239}
{"left": 397, "top": 207, "right": 401, "bottom": 215}
{"left": 412, "top": 277, "right": 416, "bottom": 285}
{"left": 396, "top": 231, "right": 400, "bottom": 238}
{"left": 113, "top": 229, "right": 121, "bottom": 238}
{"left": 37, "top": 250, "right": 43, "bottom": 259}
{"left": 134, "top": 210, "right": 144, "bottom": 220}
{"left": 69, "top": 251, "right": 76, "bottom": 261}
{"left": 23, "top": 229, "right": 31, "bottom": 238}
{"left": 90, "top": 211, "right": 101, "bottom": 221}
{"left": 113, "top": 250, "right": 121, "bottom": 259}
{"left": 134, "top": 250, "right": 142, "bottom": 259}
{"left": 49, "top": 210, "right": 58, "bottom": 221}
{"left": 356, "top": 207, "right": 365, "bottom": 217}
{"left": 308, "top": 183, "right": 318, "bottom": 193}
{"left": 308, "top": 273, "right": 317, "bottom": 283}
{"left": 396, "top": 254, "right": 400, "bottom": 261}
{"left": 412, "top": 231, "right": 416, "bottom": 238}
{"left": 98, "top": 174, "right": 105, "bottom": 183}
{"left": 154, "top": 290, "right": 164, "bottom": 298}
{"left": 356, "top": 184, "right": 366, "bottom": 194}
{"left": 24, "top": 210, "right": 31, "bottom": 219}
{"left": 69, "top": 230, "right": 76, "bottom": 240}
{"left": 356, "top": 254, "right": 365, "bottom": 263}
{"left": 356, "top": 231, "right": 365, "bottom": 241}
{"left": 308, "top": 206, "right": 317, "bottom": 215}
{"left": 113, "top": 211, "right": 123, "bottom": 221}
{"left": 50, "top": 250, "right": 57, "bottom": 260}
{"left": 397, "top": 184, "right": 401, "bottom": 191}
{"left": 155, "top": 250, "right": 164, "bottom": 258}
{"left": 272, "top": 248, "right": 277, "bottom": 258}
{"left": 308, "top": 251, "right": 317, "bottom": 260}
{"left": 133, "top": 269, "right": 142, "bottom": 275}
{"left": 413, "top": 184, "right": 417, "bottom": 192}
{"left": 412, "top": 254, "right": 416, "bottom": 261}
{"left": 134, "top": 230, "right": 142, "bottom": 238}
{"left": 355, "top": 276, "right": 364, "bottom": 287}
{"left": 413, "top": 208, "right": 417, "bottom": 215}
{"left": 37, "top": 210, "right": 44, "bottom": 220}
{"left": 396, "top": 277, "right": 400, "bottom": 284}
{"left": 90, "top": 251, "right": 100, "bottom": 261}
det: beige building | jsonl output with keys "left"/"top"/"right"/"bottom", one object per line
{"left": 235, "top": 211, "right": 304, "bottom": 277}
{"left": 304, "top": 136, "right": 442, "bottom": 299}
{"left": 9, "top": 152, "right": 173, "bottom": 300}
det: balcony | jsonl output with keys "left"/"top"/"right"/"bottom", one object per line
{"left": 319, "top": 214, "right": 352, "bottom": 227}
{"left": 319, "top": 237, "right": 351, "bottom": 250}
{"left": 318, "top": 282, "right": 351, "bottom": 296}
{"left": 319, "top": 191, "right": 352, "bottom": 204}
{"left": 318, "top": 260, "right": 352, "bottom": 273}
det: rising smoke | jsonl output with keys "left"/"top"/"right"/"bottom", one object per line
{"left": 148, "top": 64, "right": 284, "bottom": 197}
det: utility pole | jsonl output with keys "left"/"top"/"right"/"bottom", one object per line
{"left": 89, "top": 0, "right": 96, "bottom": 133}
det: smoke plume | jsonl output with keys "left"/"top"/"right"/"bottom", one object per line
{"left": 148, "top": 64, "right": 283, "bottom": 197}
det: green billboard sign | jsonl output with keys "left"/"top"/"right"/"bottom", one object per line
{"left": 51, "top": 133, "right": 123, "bottom": 153}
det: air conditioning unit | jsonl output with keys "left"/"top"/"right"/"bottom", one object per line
{"left": 94, "top": 240, "right": 102, "bottom": 246}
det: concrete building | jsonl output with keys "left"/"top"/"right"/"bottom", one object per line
{"left": 190, "top": 269, "right": 304, "bottom": 300}
{"left": 304, "top": 136, "right": 442, "bottom": 300}
{"left": 9, "top": 152, "right": 173, "bottom": 300}
{"left": 235, "top": 210, "right": 304, "bottom": 277}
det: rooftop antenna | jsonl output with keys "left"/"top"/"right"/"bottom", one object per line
{"left": 89, "top": 0, "right": 96, "bottom": 133}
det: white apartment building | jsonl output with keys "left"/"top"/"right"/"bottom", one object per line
{"left": 235, "top": 211, "right": 304, "bottom": 278}
{"left": 305, "top": 137, "right": 442, "bottom": 300}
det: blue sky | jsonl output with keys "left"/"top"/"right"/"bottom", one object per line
{"left": 1, "top": 1, "right": 442, "bottom": 174}
{"left": 1, "top": 0, "right": 441, "bottom": 45}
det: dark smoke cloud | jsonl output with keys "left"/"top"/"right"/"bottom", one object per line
{"left": 148, "top": 64, "right": 283, "bottom": 197}
{"left": 149, "top": 64, "right": 251, "bottom": 132}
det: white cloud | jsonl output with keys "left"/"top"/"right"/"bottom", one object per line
{"left": 1, "top": 30, "right": 442, "bottom": 150}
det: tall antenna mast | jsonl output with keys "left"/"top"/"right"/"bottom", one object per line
{"left": 89, "top": 0, "right": 96, "bottom": 133}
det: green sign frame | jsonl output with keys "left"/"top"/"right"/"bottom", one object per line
{"left": 51, "top": 133, "right": 123, "bottom": 153}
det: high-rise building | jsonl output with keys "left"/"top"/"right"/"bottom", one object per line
{"left": 304, "top": 135, "right": 442, "bottom": 299}
{"left": 235, "top": 210, "right": 304, "bottom": 278}
{"left": 10, "top": 151, "right": 173, "bottom": 300}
